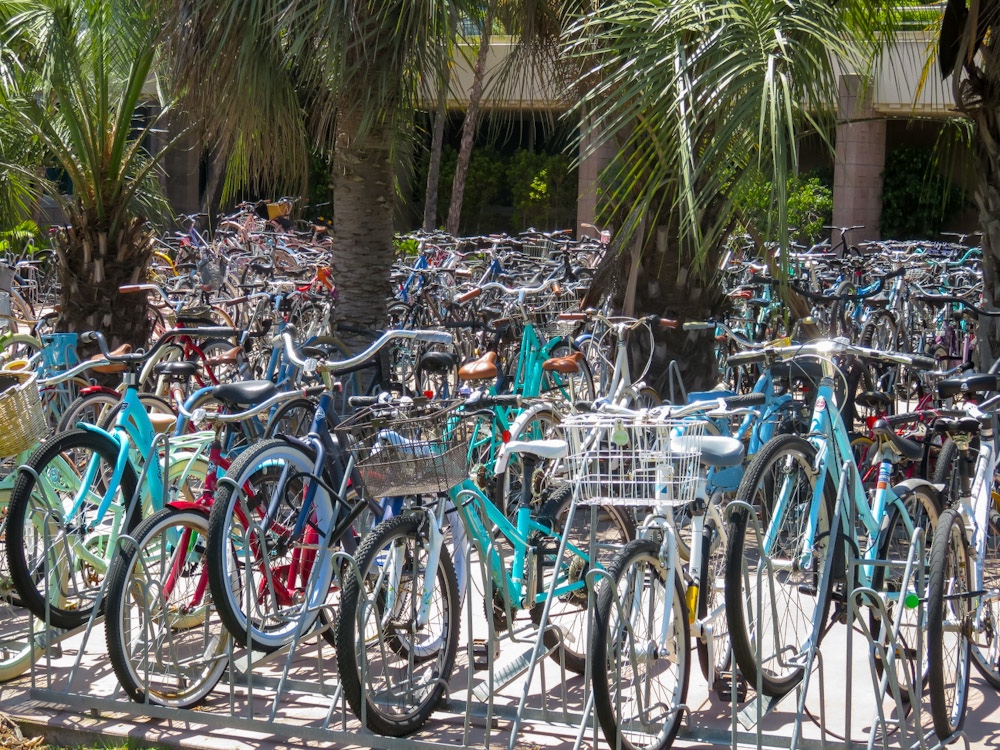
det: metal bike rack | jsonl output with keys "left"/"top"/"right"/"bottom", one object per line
{"left": 1, "top": 449, "right": 980, "bottom": 750}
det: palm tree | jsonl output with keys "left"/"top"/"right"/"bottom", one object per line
{"left": 939, "top": 0, "right": 1000, "bottom": 365}
{"left": 0, "top": 0, "right": 177, "bottom": 346}
{"left": 563, "top": 1, "right": 897, "bottom": 384}
{"left": 170, "top": 0, "right": 478, "bottom": 338}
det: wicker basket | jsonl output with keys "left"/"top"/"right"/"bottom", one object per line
{"left": 0, "top": 370, "right": 46, "bottom": 457}
{"left": 336, "top": 400, "right": 469, "bottom": 497}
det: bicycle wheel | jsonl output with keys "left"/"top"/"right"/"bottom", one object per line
{"left": 56, "top": 390, "right": 121, "bottom": 432}
{"left": 725, "top": 433, "right": 834, "bottom": 697}
{"left": 263, "top": 397, "right": 317, "bottom": 438}
{"left": 530, "top": 485, "right": 635, "bottom": 675}
{"left": 5, "top": 428, "right": 141, "bottom": 630}
{"left": 591, "top": 538, "right": 689, "bottom": 750}
{"left": 105, "top": 506, "right": 229, "bottom": 708}
{"left": 869, "top": 483, "right": 940, "bottom": 690}
{"left": 207, "top": 439, "right": 336, "bottom": 652}
{"left": 697, "top": 517, "right": 731, "bottom": 684}
{"left": 335, "top": 513, "right": 460, "bottom": 737}
{"left": 927, "top": 508, "right": 972, "bottom": 741}
{"left": 972, "top": 505, "right": 1000, "bottom": 688}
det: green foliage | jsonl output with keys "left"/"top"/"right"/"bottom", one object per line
{"left": 0, "top": 220, "right": 41, "bottom": 256}
{"left": 881, "top": 147, "right": 963, "bottom": 239}
{"left": 435, "top": 145, "right": 507, "bottom": 233}
{"left": 732, "top": 171, "right": 833, "bottom": 244}
{"left": 508, "top": 150, "right": 576, "bottom": 231}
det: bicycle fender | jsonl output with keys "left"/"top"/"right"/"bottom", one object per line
{"left": 164, "top": 500, "right": 210, "bottom": 516}
{"left": 79, "top": 384, "right": 119, "bottom": 396}
{"left": 890, "top": 477, "right": 941, "bottom": 507}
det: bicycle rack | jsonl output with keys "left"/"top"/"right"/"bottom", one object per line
{"left": 1, "top": 449, "right": 984, "bottom": 750}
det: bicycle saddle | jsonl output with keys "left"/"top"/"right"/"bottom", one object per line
{"left": 153, "top": 361, "right": 199, "bottom": 379}
{"left": 871, "top": 419, "right": 923, "bottom": 461}
{"left": 458, "top": 351, "right": 498, "bottom": 381}
{"left": 204, "top": 346, "right": 243, "bottom": 367}
{"left": 418, "top": 350, "right": 460, "bottom": 373}
{"left": 212, "top": 380, "right": 278, "bottom": 405}
{"left": 542, "top": 351, "right": 583, "bottom": 374}
{"left": 671, "top": 435, "right": 744, "bottom": 467}
{"left": 89, "top": 343, "right": 132, "bottom": 373}
{"left": 937, "top": 372, "right": 1000, "bottom": 400}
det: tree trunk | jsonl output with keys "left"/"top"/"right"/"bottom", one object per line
{"left": 423, "top": 61, "right": 451, "bottom": 232}
{"left": 57, "top": 209, "right": 152, "bottom": 351}
{"left": 330, "top": 110, "right": 395, "bottom": 344}
{"left": 446, "top": 14, "right": 492, "bottom": 236}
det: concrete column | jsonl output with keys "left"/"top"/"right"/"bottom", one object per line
{"left": 833, "top": 75, "right": 886, "bottom": 244}
{"left": 576, "top": 116, "right": 617, "bottom": 237}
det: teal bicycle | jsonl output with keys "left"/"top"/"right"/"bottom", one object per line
{"left": 333, "top": 393, "right": 632, "bottom": 736}
{"left": 5, "top": 326, "right": 237, "bottom": 630}
{"left": 723, "top": 339, "right": 941, "bottom": 698}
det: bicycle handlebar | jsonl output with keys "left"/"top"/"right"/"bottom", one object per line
{"left": 176, "top": 385, "right": 325, "bottom": 423}
{"left": 277, "top": 328, "right": 454, "bottom": 374}
{"left": 911, "top": 294, "right": 1000, "bottom": 318}
{"left": 82, "top": 327, "right": 240, "bottom": 365}
{"left": 725, "top": 338, "right": 938, "bottom": 371}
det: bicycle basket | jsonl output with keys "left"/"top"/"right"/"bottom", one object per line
{"left": 335, "top": 400, "right": 469, "bottom": 497}
{"left": 561, "top": 411, "right": 704, "bottom": 507}
{"left": 0, "top": 370, "right": 46, "bottom": 457}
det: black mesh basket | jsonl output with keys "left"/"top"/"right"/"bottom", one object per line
{"left": 335, "top": 400, "right": 468, "bottom": 497}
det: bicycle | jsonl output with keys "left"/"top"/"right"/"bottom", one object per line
{"left": 722, "top": 339, "right": 942, "bottom": 698}
{"left": 333, "top": 392, "right": 633, "bottom": 736}
{"left": 102, "top": 385, "right": 315, "bottom": 708}
{"left": 4, "top": 326, "right": 237, "bottom": 630}
{"left": 205, "top": 327, "right": 454, "bottom": 653}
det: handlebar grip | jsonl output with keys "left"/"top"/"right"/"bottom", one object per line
{"left": 80, "top": 331, "right": 99, "bottom": 345}
{"left": 659, "top": 318, "right": 680, "bottom": 329}
{"left": 558, "top": 312, "right": 588, "bottom": 322}
{"left": 727, "top": 350, "right": 768, "bottom": 366}
{"left": 724, "top": 392, "right": 767, "bottom": 409}
{"left": 454, "top": 288, "right": 482, "bottom": 304}
{"left": 119, "top": 284, "right": 158, "bottom": 294}
{"left": 682, "top": 321, "right": 716, "bottom": 331}
{"left": 348, "top": 396, "right": 381, "bottom": 408}
{"left": 907, "top": 354, "right": 939, "bottom": 370}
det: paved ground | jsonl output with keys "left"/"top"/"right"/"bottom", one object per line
{"left": 0, "top": 585, "right": 997, "bottom": 750}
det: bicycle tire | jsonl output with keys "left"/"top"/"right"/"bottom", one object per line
{"left": 927, "top": 508, "right": 972, "bottom": 741}
{"left": 104, "top": 506, "right": 229, "bottom": 708}
{"left": 6, "top": 428, "right": 141, "bottom": 629}
{"left": 335, "top": 513, "right": 460, "bottom": 737}
{"left": 591, "top": 537, "right": 689, "bottom": 750}
{"left": 971, "top": 507, "right": 1000, "bottom": 688}
{"left": 263, "top": 396, "right": 318, "bottom": 438}
{"left": 207, "top": 439, "right": 336, "bottom": 652}
{"left": 724, "top": 433, "right": 835, "bottom": 697}
{"left": 869, "top": 482, "right": 940, "bottom": 688}
{"left": 697, "top": 517, "right": 731, "bottom": 684}
{"left": 530, "top": 485, "right": 635, "bottom": 674}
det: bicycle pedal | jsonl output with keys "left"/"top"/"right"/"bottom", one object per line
{"left": 472, "top": 638, "right": 500, "bottom": 670}
{"left": 797, "top": 583, "right": 817, "bottom": 596}
{"left": 713, "top": 671, "right": 748, "bottom": 703}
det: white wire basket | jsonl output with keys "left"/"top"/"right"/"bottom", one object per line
{"left": 561, "top": 411, "right": 705, "bottom": 507}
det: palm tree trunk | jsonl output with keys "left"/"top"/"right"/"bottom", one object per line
{"left": 423, "top": 57, "right": 451, "bottom": 232}
{"left": 330, "top": 110, "right": 395, "bottom": 340}
{"left": 58, "top": 212, "right": 152, "bottom": 349}
{"left": 446, "top": 12, "right": 493, "bottom": 236}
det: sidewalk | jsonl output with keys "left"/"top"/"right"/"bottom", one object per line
{"left": 1, "top": 597, "right": 997, "bottom": 750}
